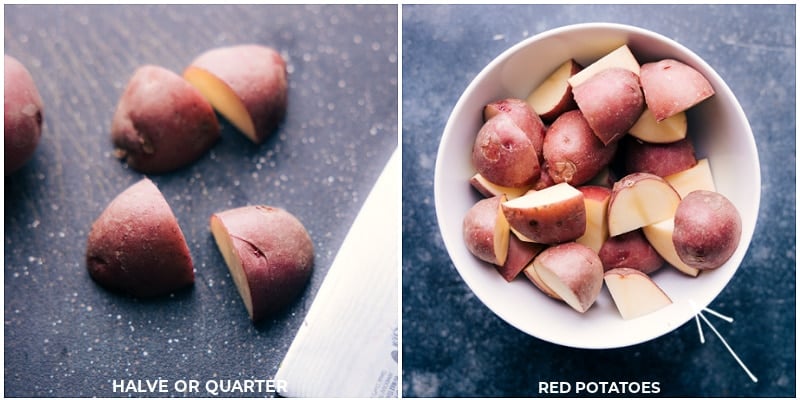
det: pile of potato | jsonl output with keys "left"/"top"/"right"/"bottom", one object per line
{"left": 463, "top": 45, "right": 742, "bottom": 320}
{"left": 5, "top": 46, "right": 313, "bottom": 323}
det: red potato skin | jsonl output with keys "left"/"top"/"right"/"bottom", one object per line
{"left": 112, "top": 65, "right": 220, "bottom": 174}
{"left": 5, "top": 55, "right": 44, "bottom": 175}
{"left": 543, "top": 110, "right": 618, "bottom": 186}
{"left": 534, "top": 242, "right": 604, "bottom": 312}
{"left": 640, "top": 59, "right": 715, "bottom": 121}
{"left": 598, "top": 229, "right": 664, "bottom": 274}
{"left": 496, "top": 235, "right": 544, "bottom": 282}
{"left": 483, "top": 98, "right": 546, "bottom": 156}
{"left": 502, "top": 191, "right": 586, "bottom": 245}
{"left": 572, "top": 67, "right": 645, "bottom": 145}
{"left": 531, "top": 164, "right": 557, "bottom": 191}
{"left": 212, "top": 205, "right": 314, "bottom": 321}
{"left": 623, "top": 136, "right": 697, "bottom": 177}
{"left": 86, "top": 178, "right": 194, "bottom": 298}
{"left": 463, "top": 195, "right": 505, "bottom": 265}
{"left": 673, "top": 190, "right": 741, "bottom": 270}
{"left": 188, "top": 45, "right": 288, "bottom": 144}
{"left": 472, "top": 113, "right": 541, "bottom": 188}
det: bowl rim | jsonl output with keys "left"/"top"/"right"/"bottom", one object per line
{"left": 433, "top": 22, "right": 761, "bottom": 349}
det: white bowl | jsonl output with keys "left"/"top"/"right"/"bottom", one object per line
{"left": 434, "top": 23, "right": 760, "bottom": 349}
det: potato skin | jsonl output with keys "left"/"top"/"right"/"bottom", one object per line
{"left": 533, "top": 242, "right": 604, "bottom": 313}
{"left": 483, "top": 98, "right": 546, "bottom": 156}
{"left": 211, "top": 205, "right": 314, "bottom": 322}
{"left": 501, "top": 185, "right": 586, "bottom": 245}
{"left": 472, "top": 113, "right": 541, "bottom": 188}
{"left": 188, "top": 45, "right": 288, "bottom": 144}
{"left": 572, "top": 67, "right": 644, "bottom": 145}
{"left": 598, "top": 229, "right": 664, "bottom": 274}
{"left": 640, "top": 59, "right": 715, "bottom": 121}
{"left": 673, "top": 190, "right": 741, "bottom": 270}
{"left": 86, "top": 178, "right": 194, "bottom": 297}
{"left": 112, "top": 65, "right": 220, "bottom": 173}
{"left": 543, "top": 110, "right": 618, "bottom": 186}
{"left": 5, "top": 55, "right": 44, "bottom": 175}
{"left": 623, "top": 136, "right": 697, "bottom": 177}
{"left": 463, "top": 195, "right": 506, "bottom": 265}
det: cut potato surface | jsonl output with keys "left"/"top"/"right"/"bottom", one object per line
{"left": 605, "top": 268, "right": 672, "bottom": 320}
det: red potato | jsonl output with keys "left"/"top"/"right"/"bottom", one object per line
{"left": 526, "top": 59, "right": 582, "bottom": 123}
{"left": 211, "top": 205, "right": 315, "bottom": 322}
{"left": 672, "top": 190, "right": 741, "bottom": 270}
{"left": 495, "top": 235, "right": 544, "bottom": 282}
{"left": 640, "top": 59, "right": 715, "bottom": 121}
{"left": 112, "top": 65, "right": 220, "bottom": 174}
{"left": 543, "top": 110, "right": 618, "bottom": 186}
{"left": 469, "top": 173, "right": 530, "bottom": 199}
{"left": 483, "top": 98, "right": 546, "bottom": 157}
{"left": 532, "top": 242, "right": 604, "bottom": 313}
{"left": 531, "top": 165, "right": 557, "bottom": 191}
{"left": 604, "top": 268, "right": 672, "bottom": 320}
{"left": 642, "top": 218, "right": 701, "bottom": 277}
{"left": 598, "top": 229, "right": 664, "bottom": 274}
{"left": 622, "top": 136, "right": 697, "bottom": 177}
{"left": 567, "top": 44, "right": 640, "bottom": 89}
{"left": 184, "top": 44, "right": 288, "bottom": 144}
{"left": 607, "top": 172, "right": 681, "bottom": 237}
{"left": 572, "top": 67, "right": 645, "bottom": 145}
{"left": 86, "top": 178, "right": 194, "bottom": 297}
{"left": 5, "top": 55, "right": 44, "bottom": 175}
{"left": 472, "top": 113, "right": 541, "bottom": 188}
{"left": 462, "top": 195, "right": 510, "bottom": 266}
{"left": 628, "top": 108, "right": 688, "bottom": 144}
{"left": 523, "top": 261, "right": 561, "bottom": 300}
{"left": 575, "top": 185, "right": 611, "bottom": 253}
{"left": 501, "top": 182, "right": 586, "bottom": 245}
{"left": 664, "top": 158, "right": 716, "bottom": 199}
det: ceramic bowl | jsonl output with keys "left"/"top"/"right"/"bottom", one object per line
{"left": 434, "top": 22, "right": 760, "bottom": 349}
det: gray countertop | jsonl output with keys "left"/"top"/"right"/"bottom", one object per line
{"left": 4, "top": 4, "right": 397, "bottom": 397}
{"left": 401, "top": 4, "right": 795, "bottom": 398}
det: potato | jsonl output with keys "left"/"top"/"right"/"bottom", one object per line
{"left": 526, "top": 59, "right": 582, "bottom": 123}
{"left": 575, "top": 185, "right": 611, "bottom": 253}
{"left": 531, "top": 242, "right": 604, "bottom": 313}
{"left": 469, "top": 172, "right": 530, "bottom": 199}
{"left": 640, "top": 59, "right": 715, "bottom": 121}
{"left": 496, "top": 235, "right": 544, "bottom": 282}
{"left": 184, "top": 44, "right": 288, "bottom": 144}
{"left": 5, "top": 55, "right": 44, "bottom": 175}
{"left": 598, "top": 229, "right": 664, "bottom": 274}
{"left": 462, "top": 195, "right": 510, "bottom": 266}
{"left": 112, "top": 65, "right": 220, "bottom": 174}
{"left": 622, "top": 136, "right": 697, "bottom": 177}
{"left": 483, "top": 98, "right": 546, "bottom": 156}
{"left": 604, "top": 268, "right": 672, "bottom": 320}
{"left": 543, "top": 110, "right": 618, "bottom": 186}
{"left": 607, "top": 172, "right": 681, "bottom": 237}
{"left": 86, "top": 178, "right": 194, "bottom": 297}
{"left": 572, "top": 67, "right": 645, "bottom": 145}
{"left": 672, "top": 190, "right": 741, "bottom": 270}
{"left": 523, "top": 261, "right": 561, "bottom": 300}
{"left": 472, "top": 113, "right": 541, "bottom": 188}
{"left": 501, "top": 182, "right": 586, "bottom": 245}
{"left": 211, "top": 205, "right": 315, "bottom": 322}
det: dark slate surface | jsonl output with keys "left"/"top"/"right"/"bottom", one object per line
{"left": 402, "top": 4, "right": 795, "bottom": 398}
{"left": 4, "top": 4, "right": 397, "bottom": 397}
